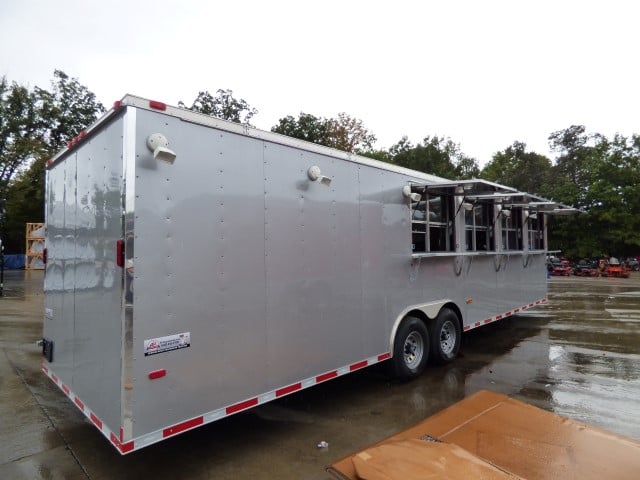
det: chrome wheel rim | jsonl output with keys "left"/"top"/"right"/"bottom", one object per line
{"left": 440, "top": 320, "right": 457, "bottom": 355}
{"left": 403, "top": 331, "right": 424, "bottom": 368}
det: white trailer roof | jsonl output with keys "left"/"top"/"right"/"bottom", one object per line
{"left": 45, "top": 94, "right": 580, "bottom": 216}
{"left": 47, "top": 95, "right": 446, "bottom": 184}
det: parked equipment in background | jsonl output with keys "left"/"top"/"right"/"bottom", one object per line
{"left": 41, "top": 96, "right": 576, "bottom": 454}
{"left": 547, "top": 261, "right": 572, "bottom": 276}
{"left": 573, "top": 260, "right": 599, "bottom": 277}
{"left": 601, "top": 257, "right": 630, "bottom": 278}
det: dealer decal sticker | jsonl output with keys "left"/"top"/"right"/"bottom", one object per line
{"left": 144, "top": 332, "right": 191, "bottom": 356}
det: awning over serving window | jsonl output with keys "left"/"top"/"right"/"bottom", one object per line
{"left": 407, "top": 179, "right": 579, "bottom": 215}
{"left": 410, "top": 179, "right": 518, "bottom": 197}
{"left": 502, "top": 197, "right": 580, "bottom": 215}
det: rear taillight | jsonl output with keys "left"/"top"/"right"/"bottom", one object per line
{"left": 42, "top": 248, "right": 48, "bottom": 265}
{"left": 116, "top": 240, "right": 124, "bottom": 268}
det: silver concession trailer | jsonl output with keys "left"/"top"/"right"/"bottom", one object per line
{"left": 41, "top": 95, "right": 573, "bottom": 454}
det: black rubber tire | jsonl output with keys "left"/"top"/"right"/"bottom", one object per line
{"left": 389, "top": 316, "right": 430, "bottom": 381}
{"left": 429, "top": 308, "right": 461, "bottom": 365}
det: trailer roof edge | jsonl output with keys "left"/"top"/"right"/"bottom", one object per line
{"left": 48, "top": 94, "right": 448, "bottom": 183}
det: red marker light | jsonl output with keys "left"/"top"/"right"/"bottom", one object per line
{"left": 149, "top": 100, "right": 167, "bottom": 111}
{"left": 149, "top": 369, "right": 167, "bottom": 380}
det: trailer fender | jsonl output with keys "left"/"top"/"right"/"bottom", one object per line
{"left": 389, "top": 300, "right": 454, "bottom": 353}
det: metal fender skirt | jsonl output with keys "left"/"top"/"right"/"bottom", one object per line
{"left": 328, "top": 390, "right": 640, "bottom": 480}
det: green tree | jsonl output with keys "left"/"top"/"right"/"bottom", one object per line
{"left": 271, "top": 112, "right": 377, "bottom": 154}
{"left": 179, "top": 89, "right": 258, "bottom": 125}
{"left": 547, "top": 125, "right": 605, "bottom": 208}
{"left": 1, "top": 78, "right": 47, "bottom": 257}
{"left": 481, "top": 141, "right": 553, "bottom": 196}
{"left": 389, "top": 135, "right": 479, "bottom": 180}
{"left": 581, "top": 134, "right": 640, "bottom": 256}
{"left": 540, "top": 126, "right": 640, "bottom": 258}
{"left": 36, "top": 70, "right": 105, "bottom": 152}
{"left": 271, "top": 112, "right": 329, "bottom": 144}
{"left": 0, "top": 78, "right": 47, "bottom": 210}
{"left": 545, "top": 126, "right": 600, "bottom": 257}
{"left": 455, "top": 154, "right": 481, "bottom": 180}
{"left": 324, "top": 113, "right": 376, "bottom": 154}
{"left": 0, "top": 71, "right": 103, "bottom": 253}
{"left": 3, "top": 158, "right": 46, "bottom": 253}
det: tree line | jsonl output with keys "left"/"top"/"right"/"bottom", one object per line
{"left": 1, "top": 71, "right": 638, "bottom": 259}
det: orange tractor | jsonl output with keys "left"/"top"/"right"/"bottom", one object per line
{"left": 600, "top": 257, "right": 630, "bottom": 278}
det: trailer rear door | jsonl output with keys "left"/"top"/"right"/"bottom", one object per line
{"left": 44, "top": 116, "right": 125, "bottom": 432}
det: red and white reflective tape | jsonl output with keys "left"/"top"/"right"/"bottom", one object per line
{"left": 41, "top": 360, "right": 134, "bottom": 454}
{"left": 42, "top": 351, "right": 391, "bottom": 454}
{"left": 463, "top": 296, "right": 547, "bottom": 332}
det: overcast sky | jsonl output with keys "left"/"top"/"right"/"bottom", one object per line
{"left": 1, "top": 0, "right": 638, "bottom": 165}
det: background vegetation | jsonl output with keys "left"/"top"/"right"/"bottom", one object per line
{"left": 1, "top": 71, "right": 638, "bottom": 260}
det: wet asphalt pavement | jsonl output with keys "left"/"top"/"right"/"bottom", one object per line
{"left": 1, "top": 270, "right": 639, "bottom": 479}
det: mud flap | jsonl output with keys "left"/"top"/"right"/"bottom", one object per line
{"left": 42, "top": 338, "right": 54, "bottom": 362}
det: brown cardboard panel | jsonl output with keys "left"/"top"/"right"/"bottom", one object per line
{"left": 351, "top": 439, "right": 520, "bottom": 480}
{"left": 436, "top": 394, "right": 640, "bottom": 480}
{"left": 328, "top": 390, "right": 640, "bottom": 480}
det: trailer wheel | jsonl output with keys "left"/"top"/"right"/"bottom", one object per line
{"left": 390, "top": 316, "right": 430, "bottom": 380}
{"left": 430, "top": 308, "right": 461, "bottom": 365}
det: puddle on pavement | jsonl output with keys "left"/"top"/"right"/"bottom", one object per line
{"left": 462, "top": 276, "right": 640, "bottom": 440}
{"left": 1, "top": 270, "right": 44, "bottom": 300}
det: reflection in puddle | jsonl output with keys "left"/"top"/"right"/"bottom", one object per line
{"left": 464, "top": 280, "right": 640, "bottom": 440}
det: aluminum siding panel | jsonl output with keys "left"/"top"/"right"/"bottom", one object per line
{"left": 44, "top": 118, "right": 125, "bottom": 433}
{"left": 131, "top": 110, "right": 268, "bottom": 436}
{"left": 461, "top": 256, "right": 499, "bottom": 324}
{"left": 70, "top": 121, "right": 125, "bottom": 432}
{"left": 263, "top": 144, "right": 363, "bottom": 385}
{"left": 357, "top": 167, "right": 395, "bottom": 354}
{"left": 43, "top": 155, "right": 75, "bottom": 381}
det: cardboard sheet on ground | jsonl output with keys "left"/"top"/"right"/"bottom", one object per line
{"left": 328, "top": 390, "right": 640, "bottom": 480}
{"left": 351, "top": 439, "right": 519, "bottom": 480}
